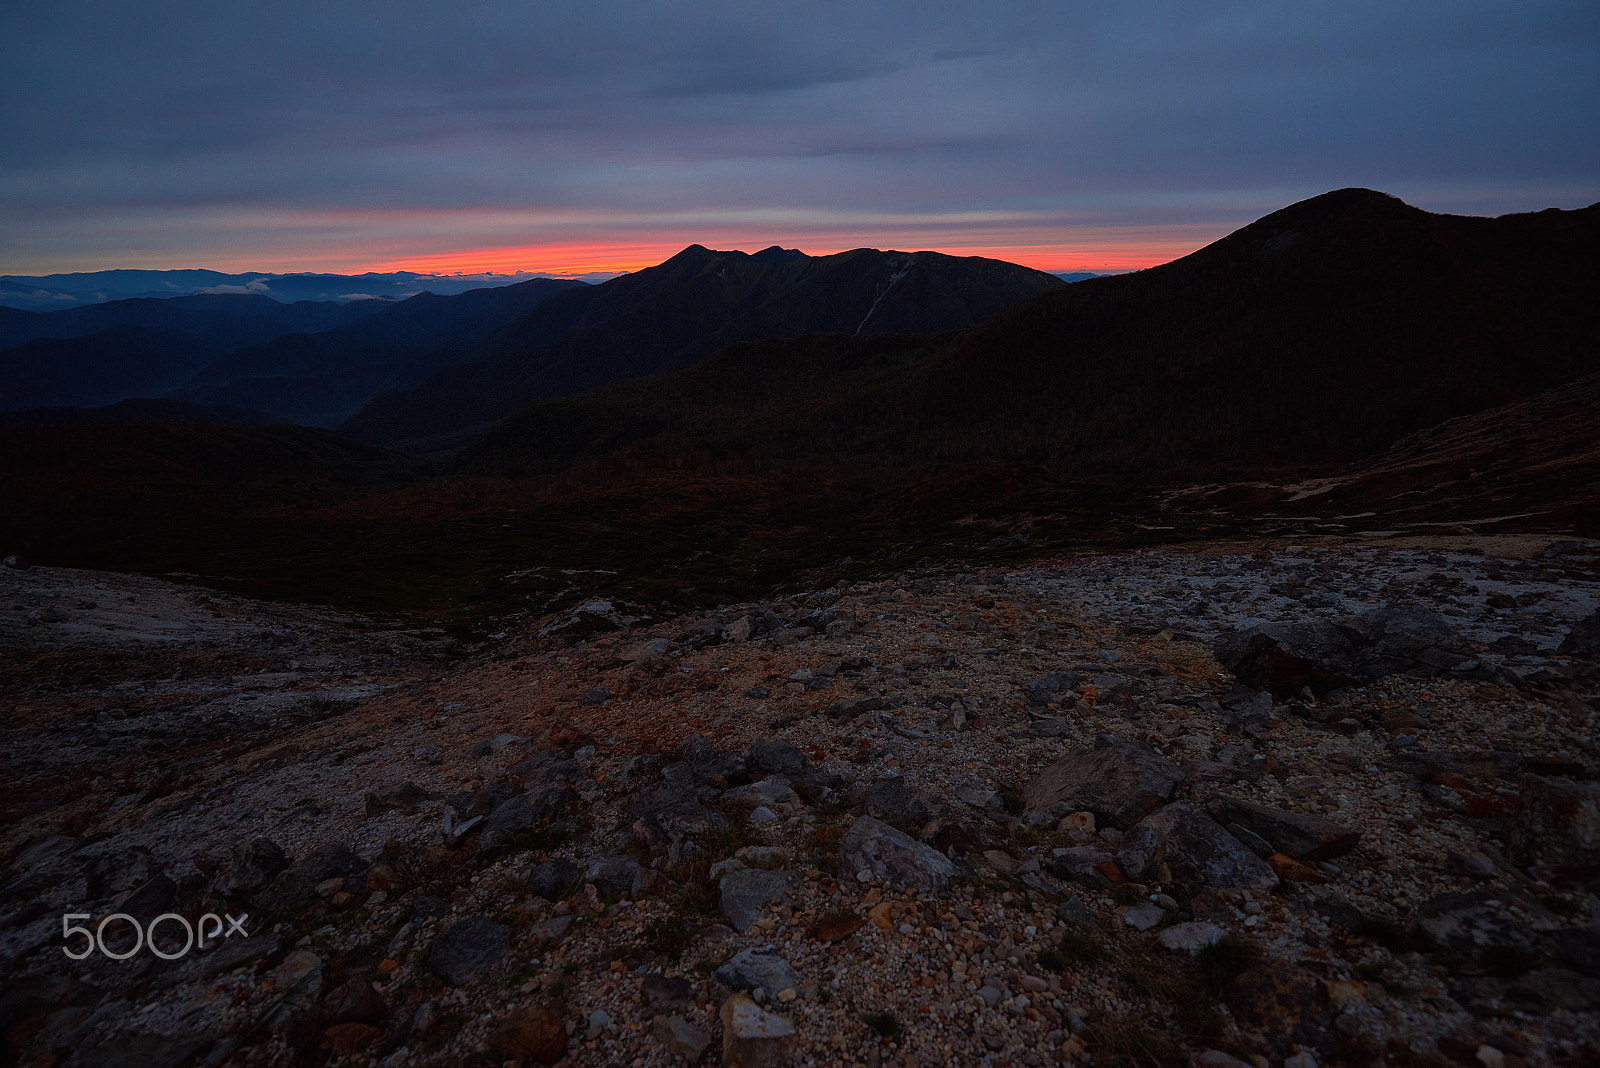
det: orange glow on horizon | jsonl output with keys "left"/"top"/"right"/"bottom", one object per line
{"left": 365, "top": 233, "right": 1206, "bottom": 278}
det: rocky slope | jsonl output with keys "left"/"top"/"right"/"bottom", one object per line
{"left": 2, "top": 534, "right": 1598, "bottom": 1068}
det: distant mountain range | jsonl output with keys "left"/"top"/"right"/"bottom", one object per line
{"left": 340, "top": 245, "right": 1066, "bottom": 448}
{"left": 0, "top": 281, "right": 585, "bottom": 422}
{"left": 0, "top": 269, "right": 555, "bottom": 311}
{"left": 4, "top": 189, "right": 1597, "bottom": 609}
{"left": 1, "top": 246, "right": 1064, "bottom": 434}
{"left": 461, "top": 189, "right": 1600, "bottom": 481}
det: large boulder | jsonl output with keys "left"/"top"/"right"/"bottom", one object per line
{"left": 719, "top": 869, "right": 801, "bottom": 932}
{"left": 427, "top": 915, "right": 508, "bottom": 985}
{"left": 1135, "top": 803, "right": 1279, "bottom": 897}
{"left": 1021, "top": 737, "right": 1184, "bottom": 830}
{"left": 1559, "top": 608, "right": 1600, "bottom": 659}
{"left": 1503, "top": 775, "right": 1600, "bottom": 882}
{"left": 1223, "top": 962, "right": 1332, "bottom": 1060}
{"left": 720, "top": 994, "right": 798, "bottom": 1068}
{"left": 1342, "top": 604, "right": 1485, "bottom": 679}
{"left": 1205, "top": 796, "right": 1362, "bottom": 862}
{"left": 1215, "top": 605, "right": 1491, "bottom": 697}
{"left": 839, "top": 816, "right": 957, "bottom": 891}
{"left": 1212, "top": 619, "right": 1359, "bottom": 698}
{"left": 1412, "top": 891, "right": 1559, "bottom": 963}
{"left": 715, "top": 947, "right": 800, "bottom": 997}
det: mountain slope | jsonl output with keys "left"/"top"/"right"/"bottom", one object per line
{"left": 459, "top": 190, "right": 1600, "bottom": 481}
{"left": 0, "top": 326, "right": 223, "bottom": 413}
{"left": 170, "top": 277, "right": 587, "bottom": 426}
{"left": 339, "top": 246, "right": 1064, "bottom": 447}
{"left": 0, "top": 292, "right": 387, "bottom": 351}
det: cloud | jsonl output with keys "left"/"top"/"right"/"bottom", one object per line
{"left": 196, "top": 279, "right": 272, "bottom": 295}
{"left": 1, "top": 1, "right": 1595, "bottom": 273}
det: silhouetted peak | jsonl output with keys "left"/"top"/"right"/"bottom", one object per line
{"left": 749, "top": 245, "right": 808, "bottom": 263}
{"left": 1254, "top": 188, "right": 1417, "bottom": 231}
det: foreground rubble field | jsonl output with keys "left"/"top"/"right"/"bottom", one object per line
{"left": 3, "top": 533, "right": 1599, "bottom": 1068}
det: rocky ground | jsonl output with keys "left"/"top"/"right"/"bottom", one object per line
{"left": 2, "top": 531, "right": 1599, "bottom": 1068}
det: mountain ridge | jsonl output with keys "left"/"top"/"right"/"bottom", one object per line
{"left": 339, "top": 245, "right": 1066, "bottom": 448}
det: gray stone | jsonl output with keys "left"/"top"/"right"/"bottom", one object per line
{"left": 1045, "top": 846, "right": 1119, "bottom": 890}
{"left": 1115, "top": 822, "right": 1163, "bottom": 883}
{"left": 1137, "top": 802, "right": 1279, "bottom": 896}
{"left": 865, "top": 773, "right": 932, "bottom": 827}
{"left": 719, "top": 869, "right": 800, "bottom": 932}
{"left": 746, "top": 738, "right": 807, "bottom": 777}
{"left": 720, "top": 993, "right": 798, "bottom": 1068}
{"left": 976, "top": 984, "right": 1003, "bottom": 1007}
{"left": 526, "top": 858, "right": 581, "bottom": 899}
{"left": 585, "top": 853, "right": 641, "bottom": 896}
{"left": 715, "top": 946, "right": 800, "bottom": 997}
{"left": 1205, "top": 796, "right": 1362, "bottom": 862}
{"left": 722, "top": 778, "right": 799, "bottom": 808}
{"left": 1021, "top": 736, "right": 1184, "bottom": 830}
{"left": 1413, "top": 891, "right": 1557, "bottom": 962}
{"left": 188, "top": 934, "right": 279, "bottom": 980}
{"left": 427, "top": 915, "right": 508, "bottom": 985}
{"left": 654, "top": 1014, "right": 713, "bottom": 1062}
{"left": 528, "top": 915, "right": 574, "bottom": 945}
{"left": 641, "top": 973, "right": 698, "bottom": 1014}
{"left": 1122, "top": 904, "right": 1165, "bottom": 931}
{"left": 1159, "top": 921, "right": 1228, "bottom": 954}
{"left": 839, "top": 816, "right": 957, "bottom": 891}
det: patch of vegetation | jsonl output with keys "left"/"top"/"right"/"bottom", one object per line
{"left": 1085, "top": 1012, "right": 1184, "bottom": 1068}
{"left": 1191, "top": 933, "right": 1264, "bottom": 994}
{"left": 862, "top": 1012, "right": 901, "bottom": 1038}
{"left": 640, "top": 916, "right": 695, "bottom": 961}
{"left": 1053, "top": 929, "right": 1109, "bottom": 967}
{"left": 1480, "top": 942, "right": 1540, "bottom": 978}
{"left": 999, "top": 784, "right": 1026, "bottom": 816}
{"left": 1112, "top": 883, "right": 1146, "bottom": 906}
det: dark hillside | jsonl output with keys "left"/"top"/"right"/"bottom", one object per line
{"left": 339, "top": 246, "right": 1063, "bottom": 447}
{"left": 463, "top": 190, "right": 1600, "bottom": 481}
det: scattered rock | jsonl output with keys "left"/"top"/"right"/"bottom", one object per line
{"left": 1136, "top": 802, "right": 1279, "bottom": 896}
{"left": 839, "top": 816, "right": 958, "bottom": 891}
{"left": 1021, "top": 736, "right": 1184, "bottom": 830}
{"left": 719, "top": 868, "right": 800, "bottom": 932}
{"left": 488, "top": 1002, "right": 568, "bottom": 1063}
{"left": 720, "top": 993, "right": 799, "bottom": 1068}
{"left": 1160, "top": 921, "right": 1229, "bottom": 954}
{"left": 1204, "top": 796, "right": 1362, "bottom": 862}
{"left": 641, "top": 973, "right": 698, "bottom": 1014}
{"left": 1502, "top": 775, "right": 1600, "bottom": 879}
{"left": 715, "top": 946, "right": 800, "bottom": 997}
{"left": 654, "top": 1014, "right": 713, "bottom": 1063}
{"left": 427, "top": 915, "right": 508, "bottom": 985}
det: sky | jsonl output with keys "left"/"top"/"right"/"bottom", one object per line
{"left": 3, "top": 1, "right": 1596, "bottom": 277}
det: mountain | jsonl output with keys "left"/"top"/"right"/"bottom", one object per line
{"left": 0, "top": 326, "right": 227, "bottom": 413}
{"left": 167, "top": 277, "right": 587, "bottom": 426}
{"left": 339, "top": 246, "right": 1065, "bottom": 448}
{"left": 1284, "top": 369, "right": 1600, "bottom": 536}
{"left": 459, "top": 189, "right": 1600, "bottom": 481}
{"left": 0, "top": 269, "right": 570, "bottom": 310}
{"left": 0, "top": 294, "right": 391, "bottom": 414}
{"left": 0, "top": 292, "right": 386, "bottom": 352}
{"left": 0, "top": 397, "right": 277, "bottom": 428}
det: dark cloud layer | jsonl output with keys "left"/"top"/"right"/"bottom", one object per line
{"left": 2, "top": 1, "right": 1595, "bottom": 271}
